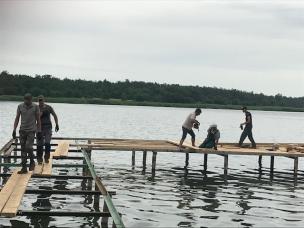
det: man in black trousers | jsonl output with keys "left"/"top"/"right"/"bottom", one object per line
{"left": 238, "top": 106, "right": 256, "bottom": 148}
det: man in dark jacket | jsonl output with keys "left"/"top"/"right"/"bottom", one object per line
{"left": 36, "top": 95, "right": 59, "bottom": 164}
{"left": 238, "top": 106, "right": 256, "bottom": 148}
{"left": 199, "top": 124, "right": 220, "bottom": 150}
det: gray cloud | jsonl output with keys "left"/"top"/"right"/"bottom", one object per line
{"left": 0, "top": 0, "right": 303, "bottom": 97}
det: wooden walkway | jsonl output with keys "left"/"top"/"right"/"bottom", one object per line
{"left": 75, "top": 138, "right": 304, "bottom": 157}
{"left": 0, "top": 139, "right": 125, "bottom": 227}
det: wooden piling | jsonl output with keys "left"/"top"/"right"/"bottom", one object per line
{"left": 185, "top": 153, "right": 189, "bottom": 168}
{"left": 270, "top": 156, "right": 274, "bottom": 173}
{"left": 294, "top": 157, "right": 298, "bottom": 176}
{"left": 132, "top": 151, "right": 135, "bottom": 167}
{"left": 152, "top": 152, "right": 157, "bottom": 172}
{"left": 143, "top": 151, "right": 147, "bottom": 169}
{"left": 224, "top": 154, "right": 228, "bottom": 175}
{"left": 258, "top": 155, "right": 262, "bottom": 167}
{"left": 203, "top": 154, "right": 208, "bottom": 171}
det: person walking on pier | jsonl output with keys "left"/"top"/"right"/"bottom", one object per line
{"left": 238, "top": 106, "right": 256, "bottom": 148}
{"left": 12, "top": 93, "right": 42, "bottom": 174}
{"left": 199, "top": 124, "right": 220, "bottom": 150}
{"left": 179, "top": 108, "right": 201, "bottom": 149}
{"left": 36, "top": 95, "right": 59, "bottom": 164}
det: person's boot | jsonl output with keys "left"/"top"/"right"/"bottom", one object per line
{"left": 29, "top": 160, "right": 35, "bottom": 171}
{"left": 18, "top": 166, "right": 28, "bottom": 174}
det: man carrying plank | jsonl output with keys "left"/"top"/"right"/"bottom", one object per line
{"left": 179, "top": 108, "right": 201, "bottom": 149}
{"left": 12, "top": 93, "right": 42, "bottom": 174}
{"left": 36, "top": 95, "right": 59, "bottom": 164}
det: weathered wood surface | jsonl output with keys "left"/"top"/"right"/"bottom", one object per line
{"left": 0, "top": 169, "right": 32, "bottom": 217}
{"left": 40, "top": 141, "right": 70, "bottom": 176}
{"left": 1, "top": 171, "right": 32, "bottom": 217}
{"left": 73, "top": 138, "right": 304, "bottom": 157}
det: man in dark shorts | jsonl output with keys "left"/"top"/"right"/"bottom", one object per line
{"left": 36, "top": 95, "right": 59, "bottom": 164}
{"left": 12, "top": 93, "right": 42, "bottom": 174}
{"left": 238, "top": 106, "right": 256, "bottom": 148}
{"left": 179, "top": 108, "right": 202, "bottom": 148}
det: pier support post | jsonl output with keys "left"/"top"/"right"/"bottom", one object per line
{"left": 294, "top": 157, "right": 298, "bottom": 176}
{"left": 270, "top": 156, "right": 274, "bottom": 174}
{"left": 224, "top": 155, "right": 228, "bottom": 175}
{"left": 185, "top": 153, "right": 189, "bottom": 168}
{"left": 258, "top": 155, "right": 262, "bottom": 168}
{"left": 101, "top": 200, "right": 109, "bottom": 226}
{"left": 143, "top": 151, "right": 147, "bottom": 169}
{"left": 93, "top": 184, "right": 100, "bottom": 210}
{"left": 132, "top": 151, "right": 135, "bottom": 167}
{"left": 152, "top": 152, "right": 157, "bottom": 172}
{"left": 203, "top": 154, "right": 208, "bottom": 171}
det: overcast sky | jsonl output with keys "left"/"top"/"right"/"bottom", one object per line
{"left": 0, "top": 0, "right": 303, "bottom": 97}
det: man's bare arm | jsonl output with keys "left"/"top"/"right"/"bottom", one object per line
{"left": 13, "top": 112, "right": 20, "bottom": 131}
{"left": 51, "top": 109, "right": 59, "bottom": 126}
{"left": 36, "top": 110, "right": 41, "bottom": 132}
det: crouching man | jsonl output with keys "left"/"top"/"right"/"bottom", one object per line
{"left": 199, "top": 124, "right": 220, "bottom": 150}
{"left": 37, "top": 95, "right": 59, "bottom": 164}
{"left": 12, "top": 93, "right": 42, "bottom": 174}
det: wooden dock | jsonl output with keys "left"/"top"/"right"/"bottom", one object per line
{"left": 0, "top": 136, "right": 303, "bottom": 226}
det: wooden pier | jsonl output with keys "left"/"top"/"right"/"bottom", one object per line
{"left": 0, "top": 136, "right": 303, "bottom": 226}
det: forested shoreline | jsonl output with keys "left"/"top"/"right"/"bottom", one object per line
{"left": 0, "top": 71, "right": 303, "bottom": 111}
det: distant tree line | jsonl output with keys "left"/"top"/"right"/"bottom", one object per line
{"left": 0, "top": 71, "right": 303, "bottom": 108}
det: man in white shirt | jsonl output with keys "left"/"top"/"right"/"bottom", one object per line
{"left": 179, "top": 108, "right": 202, "bottom": 149}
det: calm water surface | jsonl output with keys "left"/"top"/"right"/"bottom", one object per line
{"left": 0, "top": 102, "right": 304, "bottom": 227}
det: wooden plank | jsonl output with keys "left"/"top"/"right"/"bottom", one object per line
{"left": 1, "top": 171, "right": 32, "bottom": 217}
{"left": 42, "top": 156, "right": 53, "bottom": 176}
{"left": 40, "top": 141, "right": 70, "bottom": 176}
{"left": 34, "top": 164, "right": 43, "bottom": 174}
{"left": 0, "top": 169, "right": 20, "bottom": 212}
{"left": 54, "top": 141, "right": 70, "bottom": 157}
{"left": 167, "top": 140, "right": 199, "bottom": 151}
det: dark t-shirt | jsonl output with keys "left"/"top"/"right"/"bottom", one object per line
{"left": 39, "top": 104, "right": 54, "bottom": 129}
{"left": 245, "top": 111, "right": 253, "bottom": 127}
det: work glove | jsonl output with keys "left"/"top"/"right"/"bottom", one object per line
{"left": 12, "top": 130, "right": 16, "bottom": 139}
{"left": 240, "top": 124, "right": 243, "bottom": 130}
{"left": 55, "top": 124, "right": 59, "bottom": 132}
{"left": 37, "top": 131, "right": 43, "bottom": 140}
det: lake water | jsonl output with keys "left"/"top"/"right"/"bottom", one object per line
{"left": 0, "top": 101, "right": 304, "bottom": 227}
